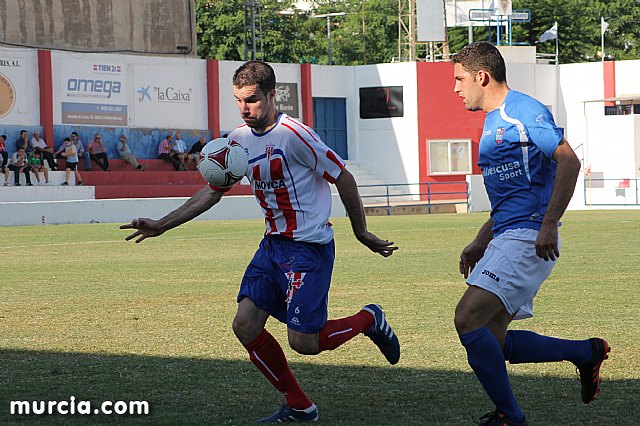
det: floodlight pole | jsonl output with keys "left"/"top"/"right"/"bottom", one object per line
{"left": 601, "top": 16, "right": 606, "bottom": 62}
{"left": 313, "top": 12, "right": 346, "bottom": 65}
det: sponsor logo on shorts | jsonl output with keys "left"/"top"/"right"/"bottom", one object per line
{"left": 285, "top": 271, "right": 306, "bottom": 308}
{"left": 481, "top": 269, "right": 500, "bottom": 282}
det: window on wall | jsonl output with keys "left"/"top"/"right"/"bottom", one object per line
{"left": 429, "top": 139, "right": 472, "bottom": 175}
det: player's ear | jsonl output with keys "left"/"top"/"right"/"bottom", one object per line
{"left": 267, "top": 88, "right": 277, "bottom": 102}
{"left": 477, "top": 70, "right": 490, "bottom": 87}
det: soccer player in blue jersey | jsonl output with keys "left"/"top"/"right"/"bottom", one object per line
{"left": 451, "top": 42, "right": 610, "bottom": 426}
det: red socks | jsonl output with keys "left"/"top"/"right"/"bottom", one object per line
{"left": 244, "top": 329, "right": 312, "bottom": 410}
{"left": 244, "top": 311, "right": 374, "bottom": 409}
{"left": 318, "top": 310, "right": 374, "bottom": 352}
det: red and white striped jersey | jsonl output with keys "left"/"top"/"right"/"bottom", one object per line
{"left": 228, "top": 113, "right": 345, "bottom": 244}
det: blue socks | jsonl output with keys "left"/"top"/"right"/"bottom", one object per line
{"left": 460, "top": 326, "right": 524, "bottom": 422}
{"left": 503, "top": 330, "right": 592, "bottom": 366}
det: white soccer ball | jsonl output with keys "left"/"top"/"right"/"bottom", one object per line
{"left": 197, "top": 137, "right": 248, "bottom": 188}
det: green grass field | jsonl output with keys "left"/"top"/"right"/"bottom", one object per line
{"left": 1, "top": 210, "right": 639, "bottom": 424}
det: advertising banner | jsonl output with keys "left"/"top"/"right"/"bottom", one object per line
{"left": 0, "top": 49, "right": 39, "bottom": 125}
{"left": 133, "top": 64, "right": 205, "bottom": 129}
{"left": 59, "top": 59, "right": 128, "bottom": 125}
{"left": 275, "top": 82, "right": 299, "bottom": 118}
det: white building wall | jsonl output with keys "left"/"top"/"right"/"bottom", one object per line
{"left": 353, "top": 62, "right": 419, "bottom": 184}
{"left": 0, "top": 46, "right": 40, "bottom": 125}
{"left": 558, "top": 62, "right": 603, "bottom": 151}
{"left": 614, "top": 59, "right": 640, "bottom": 95}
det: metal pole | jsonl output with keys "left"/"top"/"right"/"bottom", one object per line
{"left": 601, "top": 16, "right": 605, "bottom": 62}
{"left": 327, "top": 15, "right": 333, "bottom": 65}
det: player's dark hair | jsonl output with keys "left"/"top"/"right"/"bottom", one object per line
{"left": 233, "top": 60, "right": 276, "bottom": 95}
{"left": 64, "top": 137, "right": 71, "bottom": 142}
{"left": 71, "top": 131, "right": 78, "bottom": 136}
{"left": 452, "top": 42, "right": 507, "bottom": 84}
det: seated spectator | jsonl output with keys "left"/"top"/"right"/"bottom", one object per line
{"left": 0, "top": 135, "right": 8, "bottom": 186}
{"left": 56, "top": 132, "right": 91, "bottom": 170}
{"left": 117, "top": 134, "right": 146, "bottom": 171}
{"left": 15, "top": 129, "right": 31, "bottom": 153}
{"left": 172, "top": 131, "right": 188, "bottom": 170}
{"left": 87, "top": 134, "right": 110, "bottom": 171}
{"left": 188, "top": 136, "right": 207, "bottom": 167}
{"left": 30, "top": 130, "right": 58, "bottom": 170}
{"left": 8, "top": 147, "right": 32, "bottom": 186}
{"left": 158, "top": 134, "right": 181, "bottom": 171}
{"left": 60, "top": 137, "right": 83, "bottom": 186}
{"left": 27, "top": 151, "right": 49, "bottom": 185}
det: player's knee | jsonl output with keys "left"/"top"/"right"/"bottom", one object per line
{"left": 232, "top": 315, "right": 256, "bottom": 343}
{"left": 454, "top": 305, "right": 475, "bottom": 336}
{"left": 288, "top": 335, "right": 319, "bottom": 355}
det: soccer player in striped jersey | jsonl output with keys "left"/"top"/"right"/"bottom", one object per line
{"left": 452, "top": 42, "right": 610, "bottom": 426}
{"left": 121, "top": 60, "right": 399, "bottom": 423}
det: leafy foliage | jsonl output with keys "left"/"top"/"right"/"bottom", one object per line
{"left": 196, "top": 0, "right": 640, "bottom": 64}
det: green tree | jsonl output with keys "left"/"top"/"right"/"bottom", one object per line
{"left": 196, "top": 0, "right": 640, "bottom": 64}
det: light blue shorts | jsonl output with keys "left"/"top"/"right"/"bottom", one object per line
{"left": 467, "top": 228, "right": 560, "bottom": 320}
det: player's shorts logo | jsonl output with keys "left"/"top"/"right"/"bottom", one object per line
{"left": 285, "top": 271, "right": 306, "bottom": 307}
{"left": 481, "top": 269, "right": 500, "bottom": 282}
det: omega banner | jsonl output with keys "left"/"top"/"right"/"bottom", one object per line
{"left": 59, "top": 58, "right": 128, "bottom": 126}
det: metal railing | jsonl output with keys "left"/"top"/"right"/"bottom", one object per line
{"left": 357, "top": 181, "right": 469, "bottom": 215}
{"left": 583, "top": 178, "right": 640, "bottom": 206}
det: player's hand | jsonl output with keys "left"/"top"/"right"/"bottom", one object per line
{"left": 459, "top": 241, "right": 486, "bottom": 279}
{"left": 357, "top": 232, "right": 398, "bottom": 257}
{"left": 535, "top": 223, "right": 559, "bottom": 261}
{"left": 120, "top": 218, "right": 165, "bottom": 243}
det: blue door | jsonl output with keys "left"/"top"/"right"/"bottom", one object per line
{"left": 313, "top": 97, "right": 348, "bottom": 160}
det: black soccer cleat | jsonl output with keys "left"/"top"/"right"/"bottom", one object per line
{"left": 256, "top": 404, "right": 318, "bottom": 423}
{"left": 576, "top": 337, "right": 611, "bottom": 404}
{"left": 476, "top": 410, "right": 528, "bottom": 426}
{"left": 361, "top": 304, "right": 400, "bottom": 365}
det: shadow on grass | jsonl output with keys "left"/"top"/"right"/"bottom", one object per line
{"left": 0, "top": 349, "right": 636, "bottom": 425}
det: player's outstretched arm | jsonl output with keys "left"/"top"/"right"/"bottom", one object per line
{"left": 120, "top": 185, "right": 224, "bottom": 243}
{"left": 459, "top": 218, "right": 493, "bottom": 278}
{"left": 334, "top": 168, "right": 398, "bottom": 257}
{"left": 536, "top": 138, "right": 581, "bottom": 261}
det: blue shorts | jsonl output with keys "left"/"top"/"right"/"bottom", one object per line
{"left": 238, "top": 235, "right": 335, "bottom": 333}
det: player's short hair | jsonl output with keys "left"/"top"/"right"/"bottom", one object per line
{"left": 233, "top": 60, "right": 276, "bottom": 95}
{"left": 71, "top": 131, "right": 78, "bottom": 137}
{"left": 452, "top": 42, "right": 507, "bottom": 83}
{"left": 64, "top": 137, "right": 71, "bottom": 142}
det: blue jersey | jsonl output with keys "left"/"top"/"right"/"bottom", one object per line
{"left": 479, "top": 90, "right": 563, "bottom": 235}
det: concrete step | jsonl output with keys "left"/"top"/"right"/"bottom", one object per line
{"left": 61, "top": 158, "right": 198, "bottom": 172}
{"left": 94, "top": 183, "right": 253, "bottom": 199}
{"left": 80, "top": 171, "right": 206, "bottom": 186}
